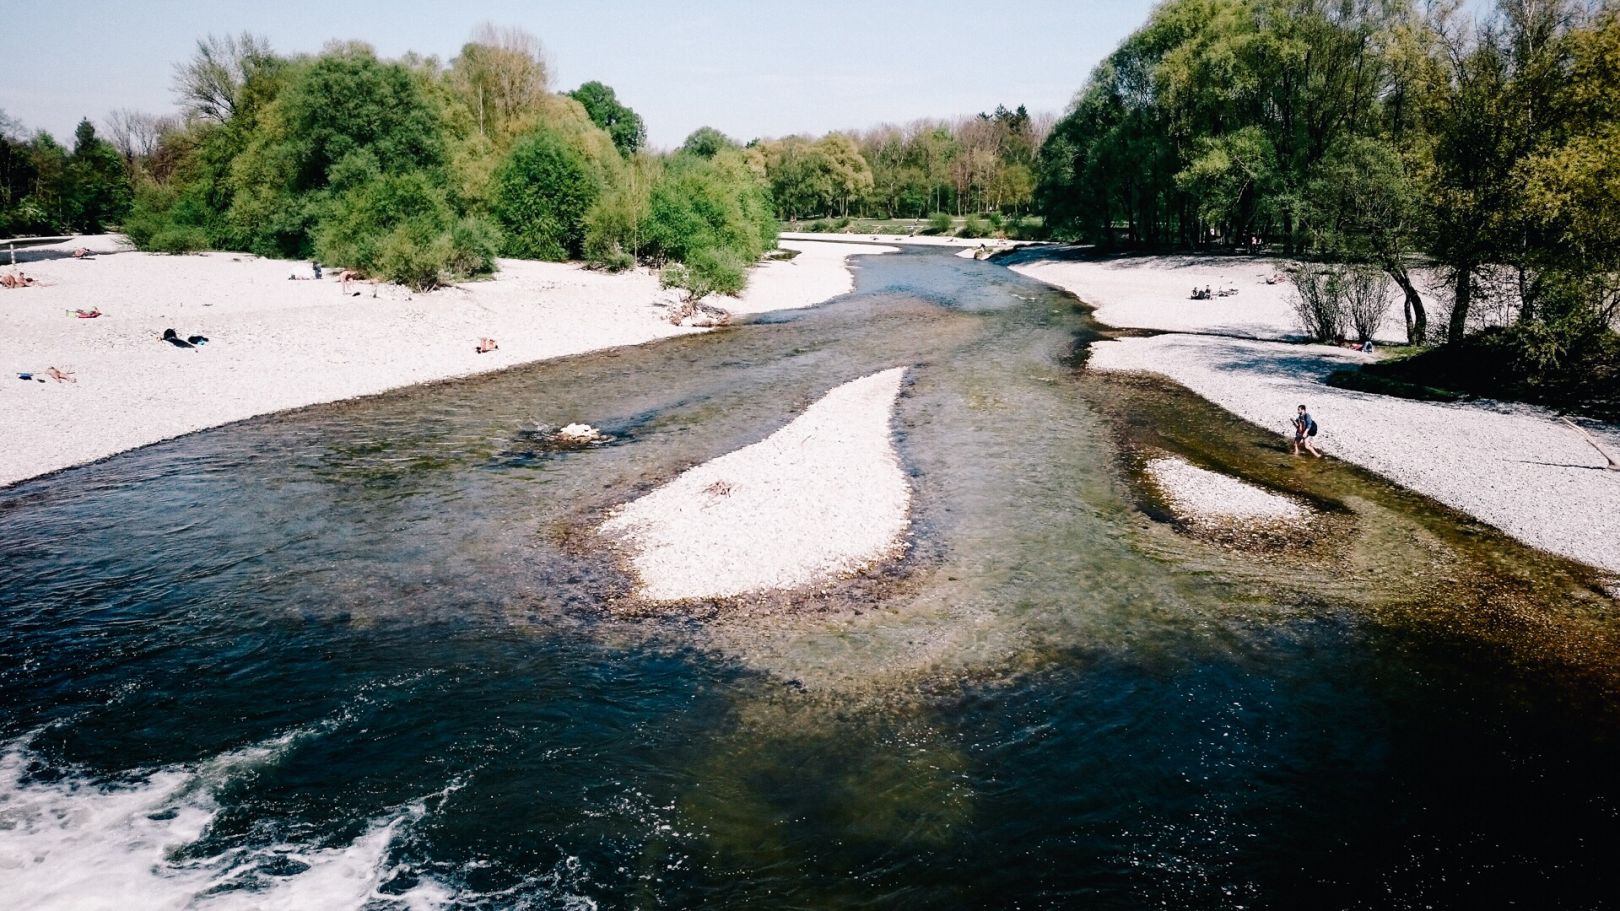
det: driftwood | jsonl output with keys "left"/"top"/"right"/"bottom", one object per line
{"left": 1561, "top": 417, "right": 1620, "bottom": 471}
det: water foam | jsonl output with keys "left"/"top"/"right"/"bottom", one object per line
{"left": 0, "top": 734, "right": 456, "bottom": 910}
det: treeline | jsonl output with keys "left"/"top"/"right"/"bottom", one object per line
{"left": 109, "top": 27, "right": 773, "bottom": 294}
{"left": 1036, "top": 0, "right": 1620, "bottom": 412}
{"left": 739, "top": 105, "right": 1051, "bottom": 223}
{"left": 0, "top": 114, "right": 131, "bottom": 237}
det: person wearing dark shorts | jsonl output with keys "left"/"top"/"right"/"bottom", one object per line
{"left": 1292, "top": 404, "right": 1322, "bottom": 458}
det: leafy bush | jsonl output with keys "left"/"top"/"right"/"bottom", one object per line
{"left": 313, "top": 170, "right": 497, "bottom": 289}
{"left": 1004, "top": 215, "right": 1046, "bottom": 241}
{"left": 491, "top": 126, "right": 601, "bottom": 260}
{"left": 374, "top": 222, "right": 455, "bottom": 290}
{"left": 1290, "top": 267, "right": 1348, "bottom": 341}
{"left": 960, "top": 214, "right": 991, "bottom": 237}
{"left": 923, "top": 211, "right": 953, "bottom": 235}
{"left": 661, "top": 247, "right": 748, "bottom": 300}
{"left": 147, "top": 225, "right": 211, "bottom": 254}
{"left": 641, "top": 151, "right": 775, "bottom": 267}
{"left": 582, "top": 171, "right": 651, "bottom": 270}
{"left": 446, "top": 216, "right": 503, "bottom": 277}
{"left": 125, "top": 181, "right": 230, "bottom": 253}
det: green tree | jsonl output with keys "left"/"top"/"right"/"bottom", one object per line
{"left": 64, "top": 119, "right": 133, "bottom": 232}
{"left": 490, "top": 126, "right": 601, "bottom": 260}
{"left": 814, "top": 133, "right": 872, "bottom": 217}
{"left": 568, "top": 81, "right": 646, "bottom": 156}
{"left": 227, "top": 46, "right": 448, "bottom": 255}
{"left": 315, "top": 168, "right": 498, "bottom": 289}
{"left": 446, "top": 24, "right": 549, "bottom": 143}
{"left": 680, "top": 126, "right": 736, "bottom": 159}
{"left": 1303, "top": 136, "right": 1430, "bottom": 343}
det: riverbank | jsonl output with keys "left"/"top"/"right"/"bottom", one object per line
{"left": 777, "top": 231, "right": 1044, "bottom": 249}
{"left": 0, "top": 236, "right": 887, "bottom": 487}
{"left": 1010, "top": 252, "right": 1410, "bottom": 342}
{"left": 1009, "top": 249, "right": 1620, "bottom": 575}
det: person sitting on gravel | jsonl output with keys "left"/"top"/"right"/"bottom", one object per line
{"left": 1292, "top": 404, "right": 1322, "bottom": 458}
{"left": 476, "top": 337, "right": 499, "bottom": 354}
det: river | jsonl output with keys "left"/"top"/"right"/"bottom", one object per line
{"left": 2, "top": 247, "right": 1616, "bottom": 909}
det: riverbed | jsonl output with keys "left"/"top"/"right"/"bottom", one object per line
{"left": 2, "top": 247, "right": 1616, "bottom": 909}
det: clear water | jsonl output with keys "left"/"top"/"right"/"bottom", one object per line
{"left": 2, "top": 248, "right": 1616, "bottom": 909}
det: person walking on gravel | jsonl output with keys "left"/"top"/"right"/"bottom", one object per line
{"left": 1292, "top": 404, "right": 1322, "bottom": 458}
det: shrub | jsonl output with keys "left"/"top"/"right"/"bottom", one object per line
{"left": 374, "top": 221, "right": 455, "bottom": 290}
{"left": 923, "top": 211, "right": 953, "bottom": 235}
{"left": 313, "top": 170, "right": 496, "bottom": 289}
{"left": 583, "top": 172, "right": 653, "bottom": 270}
{"left": 960, "top": 214, "right": 991, "bottom": 238}
{"left": 125, "top": 182, "right": 223, "bottom": 253}
{"left": 446, "top": 216, "right": 503, "bottom": 277}
{"left": 1290, "top": 266, "right": 1348, "bottom": 341}
{"left": 1004, "top": 215, "right": 1046, "bottom": 241}
{"left": 490, "top": 127, "right": 601, "bottom": 261}
{"left": 661, "top": 247, "right": 748, "bottom": 300}
{"left": 641, "top": 151, "right": 775, "bottom": 266}
{"left": 1340, "top": 265, "right": 1392, "bottom": 342}
{"left": 147, "top": 225, "right": 211, "bottom": 254}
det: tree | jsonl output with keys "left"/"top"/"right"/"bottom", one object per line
{"left": 568, "top": 81, "right": 646, "bottom": 156}
{"left": 447, "top": 24, "right": 549, "bottom": 142}
{"left": 680, "top": 126, "right": 736, "bottom": 159}
{"left": 172, "top": 33, "right": 276, "bottom": 123}
{"left": 814, "top": 133, "right": 872, "bottom": 217}
{"left": 65, "top": 119, "right": 132, "bottom": 232}
{"left": 490, "top": 126, "right": 601, "bottom": 260}
{"left": 226, "top": 46, "right": 449, "bottom": 255}
{"left": 1303, "top": 136, "right": 1430, "bottom": 343}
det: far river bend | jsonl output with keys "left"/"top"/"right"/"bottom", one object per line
{"left": 2, "top": 247, "right": 1616, "bottom": 909}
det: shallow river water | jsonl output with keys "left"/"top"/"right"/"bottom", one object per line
{"left": 2, "top": 248, "right": 1617, "bottom": 909}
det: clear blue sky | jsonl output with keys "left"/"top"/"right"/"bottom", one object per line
{"left": 0, "top": 0, "right": 1155, "bottom": 148}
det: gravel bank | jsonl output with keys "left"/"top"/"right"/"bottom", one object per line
{"left": 600, "top": 367, "right": 911, "bottom": 601}
{"left": 1145, "top": 455, "right": 1310, "bottom": 527}
{"left": 1011, "top": 253, "right": 1410, "bottom": 343}
{"left": 0, "top": 236, "right": 872, "bottom": 488}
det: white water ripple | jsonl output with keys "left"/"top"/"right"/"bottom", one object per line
{"left": 0, "top": 734, "right": 459, "bottom": 910}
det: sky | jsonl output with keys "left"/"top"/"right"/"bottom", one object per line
{"left": 0, "top": 0, "right": 1155, "bottom": 149}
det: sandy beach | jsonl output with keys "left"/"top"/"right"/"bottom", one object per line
{"left": 1012, "top": 251, "right": 1620, "bottom": 575}
{"left": 600, "top": 367, "right": 911, "bottom": 601}
{"left": 0, "top": 236, "right": 887, "bottom": 488}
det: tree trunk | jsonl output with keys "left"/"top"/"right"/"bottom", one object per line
{"left": 1387, "top": 264, "right": 1427, "bottom": 345}
{"left": 1447, "top": 265, "right": 1473, "bottom": 346}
